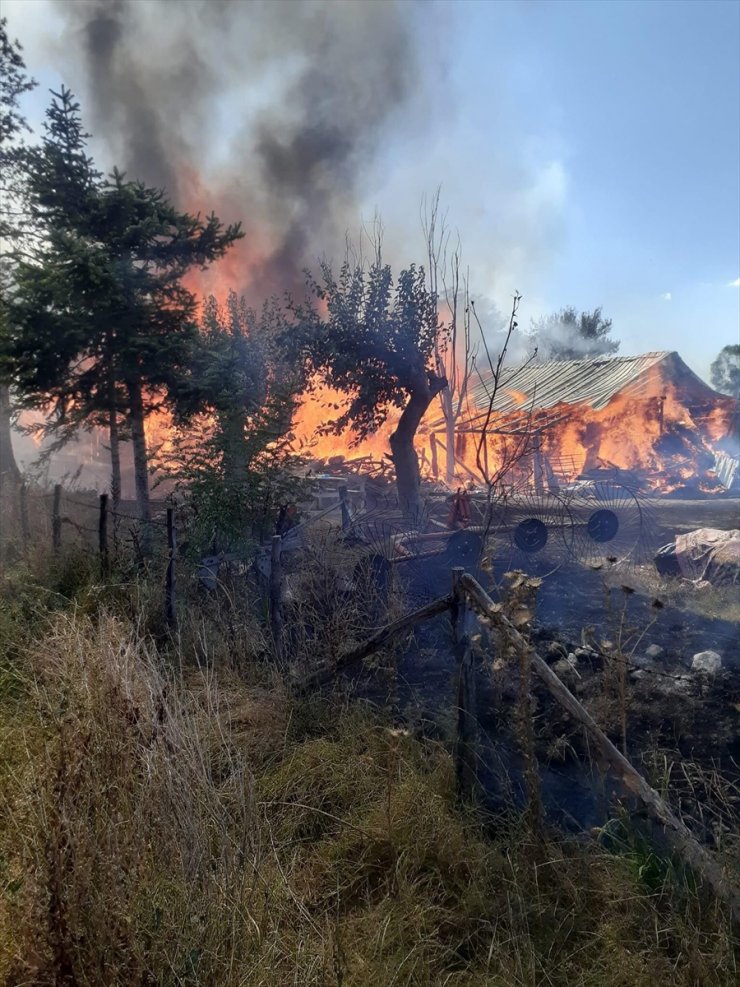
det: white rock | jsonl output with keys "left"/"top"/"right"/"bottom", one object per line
{"left": 645, "top": 644, "right": 664, "bottom": 659}
{"left": 691, "top": 650, "right": 722, "bottom": 674}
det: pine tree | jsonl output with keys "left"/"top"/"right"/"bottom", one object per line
{"left": 4, "top": 87, "right": 243, "bottom": 537}
{"left": 0, "top": 19, "right": 36, "bottom": 490}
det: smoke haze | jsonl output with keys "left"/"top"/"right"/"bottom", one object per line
{"left": 53, "top": 0, "right": 424, "bottom": 301}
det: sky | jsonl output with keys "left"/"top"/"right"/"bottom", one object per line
{"left": 4, "top": 0, "right": 739, "bottom": 384}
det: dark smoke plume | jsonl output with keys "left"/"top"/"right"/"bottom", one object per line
{"left": 53, "top": 0, "right": 421, "bottom": 301}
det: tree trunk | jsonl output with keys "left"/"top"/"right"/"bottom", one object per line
{"left": 0, "top": 385, "right": 21, "bottom": 491}
{"left": 109, "top": 413, "right": 121, "bottom": 509}
{"left": 126, "top": 378, "right": 151, "bottom": 551}
{"left": 219, "top": 406, "right": 248, "bottom": 490}
{"left": 105, "top": 345, "right": 121, "bottom": 509}
{"left": 445, "top": 412, "right": 456, "bottom": 485}
{"left": 389, "top": 371, "right": 446, "bottom": 521}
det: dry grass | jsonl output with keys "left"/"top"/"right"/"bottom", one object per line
{"left": 0, "top": 604, "right": 737, "bottom": 986}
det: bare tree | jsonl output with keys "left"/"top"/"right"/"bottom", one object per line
{"left": 422, "top": 189, "right": 476, "bottom": 485}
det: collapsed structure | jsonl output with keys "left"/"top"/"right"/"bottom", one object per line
{"left": 423, "top": 351, "right": 738, "bottom": 495}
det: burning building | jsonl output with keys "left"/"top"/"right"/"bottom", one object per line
{"left": 425, "top": 351, "right": 738, "bottom": 496}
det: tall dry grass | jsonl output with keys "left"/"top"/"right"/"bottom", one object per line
{"left": 1, "top": 606, "right": 737, "bottom": 986}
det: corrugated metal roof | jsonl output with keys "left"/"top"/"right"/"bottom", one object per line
{"left": 465, "top": 351, "right": 672, "bottom": 416}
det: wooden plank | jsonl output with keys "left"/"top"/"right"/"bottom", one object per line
{"left": 457, "top": 571, "right": 740, "bottom": 914}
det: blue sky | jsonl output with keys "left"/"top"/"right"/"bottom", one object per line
{"left": 5, "top": 0, "right": 739, "bottom": 383}
{"left": 366, "top": 0, "right": 740, "bottom": 380}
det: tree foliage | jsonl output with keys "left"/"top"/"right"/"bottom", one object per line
{"left": 289, "top": 259, "right": 446, "bottom": 515}
{"left": 710, "top": 344, "right": 740, "bottom": 399}
{"left": 293, "top": 260, "right": 442, "bottom": 437}
{"left": 529, "top": 306, "right": 619, "bottom": 361}
{"left": 161, "top": 292, "right": 306, "bottom": 553}
{"left": 0, "top": 18, "right": 36, "bottom": 488}
{"left": 2, "top": 86, "right": 243, "bottom": 522}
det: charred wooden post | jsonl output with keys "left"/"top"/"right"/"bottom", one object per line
{"left": 52, "top": 483, "right": 62, "bottom": 553}
{"left": 99, "top": 493, "right": 109, "bottom": 578}
{"left": 165, "top": 507, "right": 177, "bottom": 631}
{"left": 516, "top": 618, "right": 542, "bottom": 831}
{"left": 429, "top": 432, "right": 439, "bottom": 479}
{"left": 269, "top": 534, "right": 283, "bottom": 662}
{"left": 19, "top": 482, "right": 30, "bottom": 554}
{"left": 338, "top": 484, "right": 351, "bottom": 531}
{"left": 451, "top": 567, "right": 477, "bottom": 800}
{"left": 532, "top": 433, "right": 545, "bottom": 495}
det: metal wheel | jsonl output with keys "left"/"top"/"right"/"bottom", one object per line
{"left": 566, "top": 479, "right": 645, "bottom": 567}
{"left": 489, "top": 491, "right": 574, "bottom": 579}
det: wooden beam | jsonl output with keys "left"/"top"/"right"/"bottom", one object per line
{"left": 433, "top": 436, "right": 483, "bottom": 484}
{"left": 295, "top": 594, "right": 454, "bottom": 693}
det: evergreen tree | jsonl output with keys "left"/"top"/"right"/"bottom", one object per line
{"left": 0, "top": 19, "right": 36, "bottom": 489}
{"left": 4, "top": 88, "right": 243, "bottom": 534}
{"left": 164, "top": 291, "right": 304, "bottom": 552}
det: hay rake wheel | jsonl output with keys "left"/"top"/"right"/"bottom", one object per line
{"left": 565, "top": 478, "right": 647, "bottom": 568}
{"left": 488, "top": 490, "right": 574, "bottom": 580}
{"left": 343, "top": 506, "right": 428, "bottom": 560}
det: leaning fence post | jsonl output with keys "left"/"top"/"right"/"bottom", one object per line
{"left": 19, "top": 482, "right": 30, "bottom": 554}
{"left": 52, "top": 483, "right": 62, "bottom": 553}
{"left": 99, "top": 493, "right": 109, "bottom": 577}
{"left": 269, "top": 534, "right": 283, "bottom": 662}
{"left": 165, "top": 507, "right": 177, "bottom": 631}
{"left": 451, "top": 567, "right": 477, "bottom": 800}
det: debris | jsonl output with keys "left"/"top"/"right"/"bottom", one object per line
{"left": 574, "top": 646, "right": 594, "bottom": 660}
{"left": 656, "top": 528, "right": 740, "bottom": 586}
{"left": 691, "top": 650, "right": 723, "bottom": 674}
{"left": 553, "top": 657, "right": 579, "bottom": 685}
{"left": 631, "top": 654, "right": 657, "bottom": 672}
{"left": 645, "top": 644, "right": 664, "bottom": 659}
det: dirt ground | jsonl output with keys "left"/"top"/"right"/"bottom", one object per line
{"left": 352, "top": 496, "right": 740, "bottom": 832}
{"left": 647, "top": 496, "right": 739, "bottom": 541}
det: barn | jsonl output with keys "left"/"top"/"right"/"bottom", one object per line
{"left": 424, "top": 351, "right": 738, "bottom": 495}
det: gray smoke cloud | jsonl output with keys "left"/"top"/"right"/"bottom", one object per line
{"left": 52, "top": 0, "right": 423, "bottom": 301}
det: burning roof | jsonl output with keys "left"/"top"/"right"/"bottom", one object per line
{"left": 426, "top": 351, "right": 738, "bottom": 495}
{"left": 465, "top": 351, "right": 728, "bottom": 416}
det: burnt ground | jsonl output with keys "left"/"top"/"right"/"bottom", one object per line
{"left": 344, "top": 497, "right": 740, "bottom": 836}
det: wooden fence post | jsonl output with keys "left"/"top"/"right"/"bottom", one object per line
{"left": 52, "top": 483, "right": 62, "bottom": 553}
{"left": 451, "top": 567, "right": 477, "bottom": 800}
{"left": 269, "top": 534, "right": 283, "bottom": 662}
{"left": 165, "top": 507, "right": 177, "bottom": 631}
{"left": 338, "top": 485, "right": 351, "bottom": 531}
{"left": 19, "top": 482, "right": 30, "bottom": 555}
{"left": 99, "top": 493, "right": 109, "bottom": 578}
